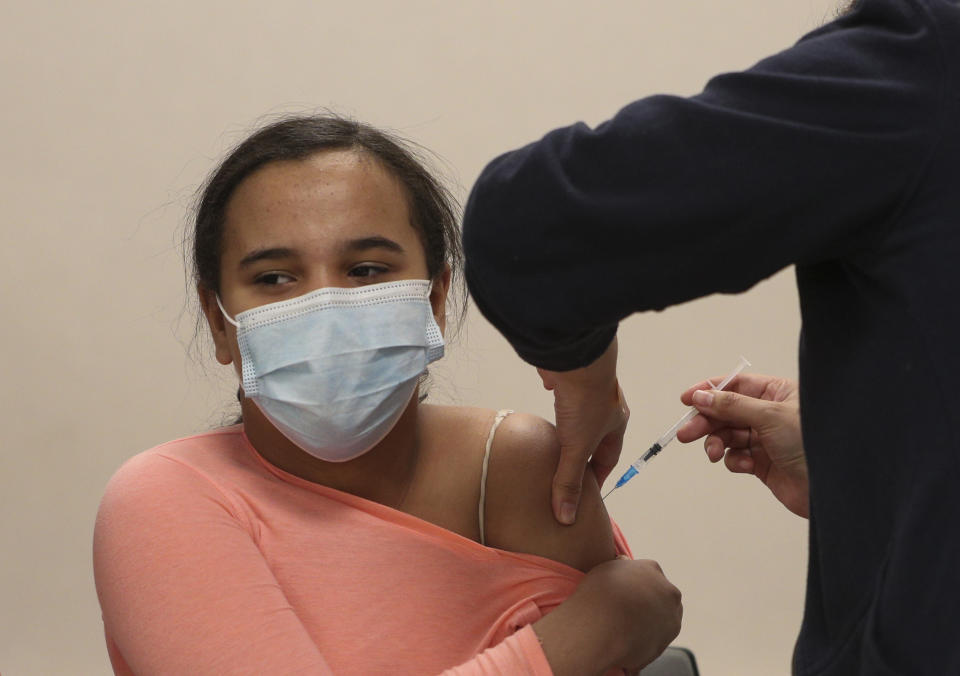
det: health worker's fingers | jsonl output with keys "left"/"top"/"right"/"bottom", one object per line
{"left": 676, "top": 412, "right": 717, "bottom": 443}
{"left": 552, "top": 446, "right": 589, "bottom": 526}
{"left": 680, "top": 372, "right": 776, "bottom": 403}
{"left": 709, "top": 427, "right": 753, "bottom": 452}
{"left": 689, "top": 388, "right": 773, "bottom": 430}
{"left": 677, "top": 375, "right": 761, "bottom": 442}
{"left": 679, "top": 377, "right": 730, "bottom": 404}
{"left": 704, "top": 428, "right": 754, "bottom": 462}
{"left": 590, "top": 432, "right": 623, "bottom": 489}
{"left": 677, "top": 412, "right": 754, "bottom": 444}
{"left": 540, "top": 338, "right": 623, "bottom": 525}
{"left": 704, "top": 435, "right": 725, "bottom": 462}
{"left": 724, "top": 448, "right": 756, "bottom": 474}
{"left": 590, "top": 386, "right": 628, "bottom": 488}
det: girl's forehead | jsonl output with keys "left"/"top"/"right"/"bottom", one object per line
{"left": 230, "top": 150, "right": 404, "bottom": 213}
{"left": 222, "top": 151, "right": 418, "bottom": 252}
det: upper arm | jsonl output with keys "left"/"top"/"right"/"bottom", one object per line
{"left": 93, "top": 453, "right": 332, "bottom": 675}
{"left": 482, "top": 413, "right": 618, "bottom": 572}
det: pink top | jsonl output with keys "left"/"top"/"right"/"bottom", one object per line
{"left": 93, "top": 426, "right": 632, "bottom": 675}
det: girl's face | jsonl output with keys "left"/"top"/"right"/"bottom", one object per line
{"left": 200, "top": 149, "right": 450, "bottom": 371}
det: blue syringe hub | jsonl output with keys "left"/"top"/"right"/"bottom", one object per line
{"left": 613, "top": 465, "right": 638, "bottom": 490}
{"left": 606, "top": 442, "right": 664, "bottom": 498}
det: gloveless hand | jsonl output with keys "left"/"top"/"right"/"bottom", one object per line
{"left": 678, "top": 373, "right": 809, "bottom": 518}
{"left": 538, "top": 337, "right": 628, "bottom": 525}
{"left": 533, "top": 557, "right": 682, "bottom": 676}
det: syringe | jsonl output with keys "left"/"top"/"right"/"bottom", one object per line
{"left": 602, "top": 356, "right": 751, "bottom": 500}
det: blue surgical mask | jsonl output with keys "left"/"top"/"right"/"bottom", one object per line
{"left": 217, "top": 280, "right": 444, "bottom": 462}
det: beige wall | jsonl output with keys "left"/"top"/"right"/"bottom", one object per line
{"left": 1, "top": 1, "right": 840, "bottom": 673}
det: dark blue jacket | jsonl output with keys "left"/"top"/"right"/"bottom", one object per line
{"left": 462, "top": 1, "right": 960, "bottom": 673}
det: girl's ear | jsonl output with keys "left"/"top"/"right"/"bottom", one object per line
{"left": 198, "top": 285, "right": 235, "bottom": 366}
{"left": 430, "top": 265, "right": 452, "bottom": 335}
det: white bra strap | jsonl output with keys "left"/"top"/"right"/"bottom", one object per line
{"left": 479, "top": 409, "right": 513, "bottom": 547}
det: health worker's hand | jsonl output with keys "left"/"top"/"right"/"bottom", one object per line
{"left": 538, "top": 338, "right": 627, "bottom": 525}
{"left": 678, "top": 373, "right": 809, "bottom": 518}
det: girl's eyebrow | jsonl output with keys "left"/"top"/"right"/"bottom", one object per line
{"left": 340, "top": 236, "right": 405, "bottom": 254}
{"left": 238, "top": 237, "right": 404, "bottom": 268}
{"left": 238, "top": 247, "right": 296, "bottom": 267}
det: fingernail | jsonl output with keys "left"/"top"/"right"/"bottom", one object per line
{"left": 559, "top": 502, "right": 577, "bottom": 525}
{"left": 692, "top": 390, "right": 714, "bottom": 407}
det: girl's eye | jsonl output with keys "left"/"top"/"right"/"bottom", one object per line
{"left": 348, "top": 264, "right": 388, "bottom": 278}
{"left": 255, "top": 272, "right": 295, "bottom": 286}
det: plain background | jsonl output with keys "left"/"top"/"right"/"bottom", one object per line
{"left": 1, "top": 1, "right": 844, "bottom": 673}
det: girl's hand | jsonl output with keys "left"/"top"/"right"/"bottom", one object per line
{"left": 533, "top": 557, "right": 682, "bottom": 675}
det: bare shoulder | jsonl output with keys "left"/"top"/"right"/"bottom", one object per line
{"left": 417, "top": 404, "right": 500, "bottom": 461}
{"left": 483, "top": 412, "right": 617, "bottom": 572}
{"left": 411, "top": 404, "right": 505, "bottom": 540}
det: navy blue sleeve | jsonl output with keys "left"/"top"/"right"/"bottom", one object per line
{"left": 462, "top": 0, "right": 942, "bottom": 370}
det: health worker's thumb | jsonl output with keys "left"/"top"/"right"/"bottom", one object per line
{"left": 691, "top": 389, "right": 771, "bottom": 428}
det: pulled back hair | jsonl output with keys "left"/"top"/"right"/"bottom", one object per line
{"left": 838, "top": 0, "right": 860, "bottom": 16}
{"left": 192, "top": 114, "right": 464, "bottom": 318}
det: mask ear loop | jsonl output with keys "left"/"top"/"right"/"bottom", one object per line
{"left": 423, "top": 280, "right": 445, "bottom": 363}
{"left": 216, "top": 295, "right": 239, "bottom": 328}
{"left": 215, "top": 295, "right": 254, "bottom": 399}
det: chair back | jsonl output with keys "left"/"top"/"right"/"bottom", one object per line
{"left": 639, "top": 646, "right": 699, "bottom": 676}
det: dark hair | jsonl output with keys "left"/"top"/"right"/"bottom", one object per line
{"left": 192, "top": 114, "right": 464, "bottom": 315}
{"left": 837, "top": 0, "right": 859, "bottom": 16}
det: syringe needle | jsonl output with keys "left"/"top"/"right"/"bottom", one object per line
{"left": 602, "top": 356, "right": 751, "bottom": 501}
